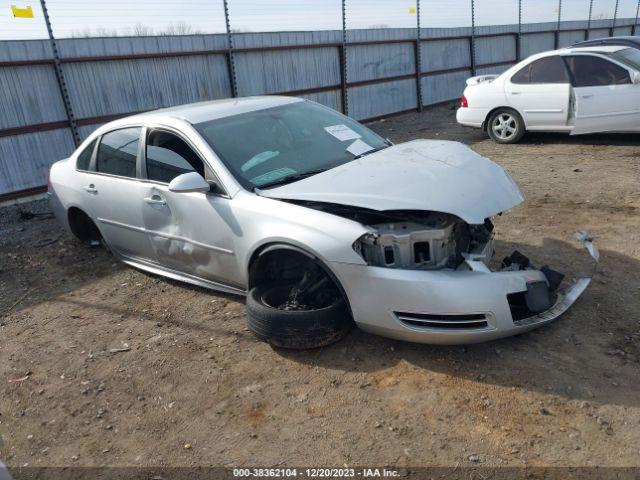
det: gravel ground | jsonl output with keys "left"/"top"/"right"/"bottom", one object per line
{"left": 1, "top": 102, "right": 639, "bottom": 472}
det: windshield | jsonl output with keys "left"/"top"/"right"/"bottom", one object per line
{"left": 194, "top": 100, "right": 388, "bottom": 190}
{"left": 609, "top": 48, "right": 640, "bottom": 71}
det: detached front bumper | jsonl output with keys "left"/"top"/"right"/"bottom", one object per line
{"left": 332, "top": 232, "right": 598, "bottom": 345}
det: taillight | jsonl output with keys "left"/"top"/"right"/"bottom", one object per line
{"left": 461, "top": 95, "right": 468, "bottom": 108}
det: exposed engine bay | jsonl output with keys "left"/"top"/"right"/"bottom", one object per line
{"left": 288, "top": 201, "right": 493, "bottom": 270}
{"left": 287, "top": 200, "right": 585, "bottom": 320}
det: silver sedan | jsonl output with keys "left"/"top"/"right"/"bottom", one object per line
{"left": 48, "top": 96, "right": 597, "bottom": 348}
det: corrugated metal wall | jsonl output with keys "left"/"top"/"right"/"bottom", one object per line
{"left": 0, "top": 18, "right": 638, "bottom": 197}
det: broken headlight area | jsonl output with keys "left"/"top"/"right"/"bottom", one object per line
{"left": 501, "top": 250, "right": 566, "bottom": 320}
{"left": 351, "top": 211, "right": 493, "bottom": 270}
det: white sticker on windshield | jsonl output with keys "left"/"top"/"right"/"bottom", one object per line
{"left": 324, "top": 124, "right": 361, "bottom": 141}
{"left": 346, "top": 139, "right": 374, "bottom": 157}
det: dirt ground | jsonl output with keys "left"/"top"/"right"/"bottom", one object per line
{"left": 1, "top": 103, "right": 639, "bottom": 472}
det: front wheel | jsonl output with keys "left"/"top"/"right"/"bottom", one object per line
{"left": 487, "top": 108, "right": 525, "bottom": 144}
{"left": 246, "top": 281, "right": 352, "bottom": 349}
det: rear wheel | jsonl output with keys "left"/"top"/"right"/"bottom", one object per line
{"left": 68, "top": 208, "right": 102, "bottom": 246}
{"left": 487, "top": 108, "right": 525, "bottom": 144}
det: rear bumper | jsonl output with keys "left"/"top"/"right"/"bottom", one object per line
{"left": 332, "top": 233, "right": 597, "bottom": 345}
{"left": 47, "top": 190, "right": 70, "bottom": 233}
{"left": 456, "top": 107, "right": 489, "bottom": 129}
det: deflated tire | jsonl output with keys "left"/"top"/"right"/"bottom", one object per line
{"left": 246, "top": 282, "right": 352, "bottom": 349}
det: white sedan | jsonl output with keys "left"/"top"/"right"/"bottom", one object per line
{"left": 456, "top": 46, "right": 640, "bottom": 143}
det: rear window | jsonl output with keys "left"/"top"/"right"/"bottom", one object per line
{"left": 76, "top": 139, "right": 96, "bottom": 171}
{"left": 96, "top": 128, "right": 141, "bottom": 178}
{"left": 511, "top": 56, "right": 569, "bottom": 84}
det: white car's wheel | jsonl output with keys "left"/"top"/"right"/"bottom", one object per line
{"left": 487, "top": 109, "right": 525, "bottom": 144}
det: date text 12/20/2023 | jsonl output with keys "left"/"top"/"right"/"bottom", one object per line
{"left": 233, "top": 468, "right": 403, "bottom": 477}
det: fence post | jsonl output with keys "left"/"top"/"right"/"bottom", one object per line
{"left": 39, "top": 0, "right": 79, "bottom": 147}
{"left": 415, "top": 0, "right": 423, "bottom": 111}
{"left": 586, "top": 0, "right": 594, "bottom": 39}
{"left": 222, "top": 0, "right": 238, "bottom": 98}
{"left": 634, "top": 0, "right": 640, "bottom": 36}
{"left": 470, "top": 0, "right": 476, "bottom": 76}
{"left": 611, "top": 0, "right": 619, "bottom": 36}
{"left": 517, "top": 0, "right": 522, "bottom": 61}
{"left": 554, "top": 0, "right": 562, "bottom": 49}
{"left": 340, "top": 0, "right": 349, "bottom": 116}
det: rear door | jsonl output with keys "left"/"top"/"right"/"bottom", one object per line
{"left": 505, "top": 55, "right": 572, "bottom": 129}
{"left": 565, "top": 54, "right": 640, "bottom": 135}
{"left": 140, "top": 128, "right": 242, "bottom": 289}
{"left": 82, "top": 126, "right": 153, "bottom": 261}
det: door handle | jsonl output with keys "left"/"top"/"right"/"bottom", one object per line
{"left": 510, "top": 91, "right": 521, "bottom": 95}
{"left": 144, "top": 195, "right": 166, "bottom": 205}
{"left": 84, "top": 184, "right": 98, "bottom": 194}
{"left": 581, "top": 94, "right": 594, "bottom": 99}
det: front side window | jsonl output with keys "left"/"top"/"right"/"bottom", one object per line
{"left": 96, "top": 127, "right": 141, "bottom": 178}
{"left": 194, "top": 101, "right": 388, "bottom": 190}
{"left": 564, "top": 55, "right": 631, "bottom": 87}
{"left": 511, "top": 56, "right": 569, "bottom": 84}
{"left": 609, "top": 47, "right": 640, "bottom": 71}
{"left": 145, "top": 130, "right": 204, "bottom": 183}
{"left": 76, "top": 139, "right": 96, "bottom": 171}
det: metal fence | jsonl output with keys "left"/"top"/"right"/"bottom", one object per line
{"left": 1, "top": 0, "right": 639, "bottom": 200}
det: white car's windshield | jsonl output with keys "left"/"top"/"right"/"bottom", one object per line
{"left": 609, "top": 47, "right": 640, "bottom": 71}
{"left": 194, "top": 101, "right": 388, "bottom": 190}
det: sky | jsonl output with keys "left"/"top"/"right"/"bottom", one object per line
{"left": 0, "top": 0, "right": 636, "bottom": 41}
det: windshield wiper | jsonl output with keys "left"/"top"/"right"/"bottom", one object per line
{"left": 254, "top": 168, "right": 328, "bottom": 190}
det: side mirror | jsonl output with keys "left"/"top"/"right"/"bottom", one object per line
{"left": 632, "top": 71, "right": 640, "bottom": 85}
{"left": 168, "top": 172, "right": 211, "bottom": 193}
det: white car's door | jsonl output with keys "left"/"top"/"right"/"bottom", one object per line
{"left": 565, "top": 54, "right": 640, "bottom": 135}
{"left": 505, "top": 55, "right": 571, "bottom": 129}
{"left": 83, "top": 127, "right": 154, "bottom": 261}
{"left": 139, "top": 128, "right": 242, "bottom": 290}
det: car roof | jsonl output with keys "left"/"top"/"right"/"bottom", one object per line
{"left": 565, "top": 45, "right": 630, "bottom": 54}
{"left": 525, "top": 45, "right": 628, "bottom": 61}
{"left": 572, "top": 36, "right": 640, "bottom": 47}
{"left": 123, "top": 95, "right": 304, "bottom": 126}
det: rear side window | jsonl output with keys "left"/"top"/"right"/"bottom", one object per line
{"left": 145, "top": 130, "right": 205, "bottom": 183}
{"left": 564, "top": 56, "right": 631, "bottom": 87}
{"left": 96, "top": 128, "right": 141, "bottom": 178}
{"left": 511, "top": 56, "right": 569, "bottom": 84}
{"left": 76, "top": 140, "right": 96, "bottom": 171}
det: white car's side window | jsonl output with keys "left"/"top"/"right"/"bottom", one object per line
{"left": 564, "top": 55, "right": 632, "bottom": 87}
{"left": 145, "top": 130, "right": 205, "bottom": 184}
{"left": 95, "top": 127, "right": 142, "bottom": 179}
{"left": 511, "top": 56, "right": 569, "bottom": 85}
{"left": 75, "top": 139, "right": 97, "bottom": 171}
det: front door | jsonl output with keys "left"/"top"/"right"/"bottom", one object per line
{"left": 505, "top": 55, "right": 571, "bottom": 129}
{"left": 565, "top": 55, "right": 640, "bottom": 135}
{"left": 139, "top": 128, "right": 242, "bottom": 289}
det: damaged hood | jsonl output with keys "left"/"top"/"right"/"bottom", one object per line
{"left": 258, "top": 140, "right": 524, "bottom": 224}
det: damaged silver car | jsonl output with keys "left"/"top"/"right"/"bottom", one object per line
{"left": 48, "top": 96, "right": 597, "bottom": 348}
